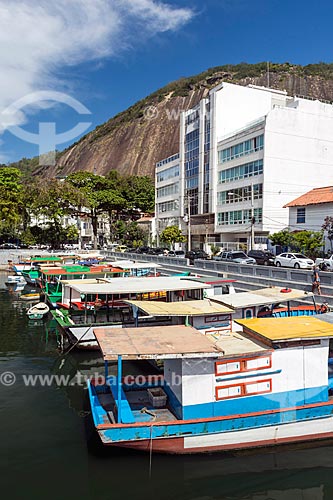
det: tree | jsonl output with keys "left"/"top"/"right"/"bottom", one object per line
{"left": 160, "top": 225, "right": 186, "bottom": 249}
{"left": 0, "top": 167, "right": 23, "bottom": 239}
{"left": 291, "top": 230, "right": 324, "bottom": 257}
{"left": 122, "top": 175, "right": 155, "bottom": 214}
{"left": 269, "top": 230, "right": 292, "bottom": 249}
{"left": 27, "top": 178, "right": 83, "bottom": 248}
{"left": 270, "top": 229, "right": 324, "bottom": 257}
{"left": 322, "top": 216, "right": 333, "bottom": 251}
{"left": 66, "top": 172, "right": 111, "bottom": 249}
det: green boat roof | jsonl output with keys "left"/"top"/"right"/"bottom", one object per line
{"left": 32, "top": 256, "right": 62, "bottom": 262}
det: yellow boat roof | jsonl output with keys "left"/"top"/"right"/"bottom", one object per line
{"left": 236, "top": 316, "right": 333, "bottom": 343}
{"left": 124, "top": 299, "right": 233, "bottom": 316}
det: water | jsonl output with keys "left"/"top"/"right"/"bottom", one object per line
{"left": 1, "top": 273, "right": 333, "bottom": 500}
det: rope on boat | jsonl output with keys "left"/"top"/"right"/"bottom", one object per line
{"left": 149, "top": 423, "right": 153, "bottom": 479}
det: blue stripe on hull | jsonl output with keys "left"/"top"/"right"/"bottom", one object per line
{"left": 98, "top": 402, "right": 333, "bottom": 444}
{"left": 183, "top": 386, "right": 328, "bottom": 419}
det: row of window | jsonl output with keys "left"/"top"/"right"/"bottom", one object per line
{"left": 217, "top": 208, "right": 263, "bottom": 225}
{"left": 218, "top": 134, "right": 264, "bottom": 164}
{"left": 185, "top": 177, "right": 199, "bottom": 189}
{"left": 185, "top": 148, "right": 200, "bottom": 161}
{"left": 156, "top": 153, "right": 179, "bottom": 168}
{"left": 218, "top": 159, "right": 263, "bottom": 183}
{"left": 157, "top": 200, "right": 179, "bottom": 213}
{"left": 156, "top": 183, "right": 179, "bottom": 199}
{"left": 156, "top": 164, "right": 180, "bottom": 183}
{"left": 217, "top": 184, "right": 263, "bottom": 205}
{"left": 185, "top": 109, "right": 200, "bottom": 126}
{"left": 185, "top": 137, "right": 199, "bottom": 153}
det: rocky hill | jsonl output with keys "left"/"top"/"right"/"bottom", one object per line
{"left": 12, "top": 62, "right": 333, "bottom": 178}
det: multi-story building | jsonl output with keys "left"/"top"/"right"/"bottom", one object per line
{"left": 155, "top": 153, "right": 181, "bottom": 244}
{"left": 155, "top": 82, "right": 333, "bottom": 251}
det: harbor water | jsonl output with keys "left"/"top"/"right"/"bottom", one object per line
{"left": 1, "top": 272, "right": 333, "bottom": 500}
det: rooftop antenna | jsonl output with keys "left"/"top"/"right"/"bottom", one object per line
{"left": 267, "top": 61, "right": 270, "bottom": 88}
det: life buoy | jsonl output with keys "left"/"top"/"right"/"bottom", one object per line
{"left": 280, "top": 288, "right": 292, "bottom": 293}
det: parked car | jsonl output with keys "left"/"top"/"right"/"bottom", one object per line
{"left": 185, "top": 250, "right": 209, "bottom": 264}
{"left": 0, "top": 243, "right": 20, "bottom": 249}
{"left": 167, "top": 250, "right": 186, "bottom": 258}
{"left": 274, "top": 252, "right": 314, "bottom": 269}
{"left": 218, "top": 251, "right": 256, "bottom": 265}
{"left": 247, "top": 249, "right": 275, "bottom": 266}
{"left": 315, "top": 255, "right": 333, "bottom": 271}
{"left": 115, "top": 245, "right": 128, "bottom": 253}
{"left": 136, "top": 246, "right": 150, "bottom": 254}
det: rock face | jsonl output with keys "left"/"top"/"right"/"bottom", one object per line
{"left": 51, "top": 64, "right": 333, "bottom": 178}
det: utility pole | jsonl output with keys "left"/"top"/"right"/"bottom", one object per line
{"left": 187, "top": 193, "right": 191, "bottom": 252}
{"left": 250, "top": 182, "right": 255, "bottom": 251}
{"left": 183, "top": 193, "right": 191, "bottom": 252}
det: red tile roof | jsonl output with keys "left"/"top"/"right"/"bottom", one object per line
{"left": 284, "top": 186, "right": 333, "bottom": 207}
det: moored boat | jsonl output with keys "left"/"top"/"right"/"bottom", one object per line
{"left": 88, "top": 316, "right": 333, "bottom": 454}
{"left": 51, "top": 276, "right": 213, "bottom": 350}
{"left": 27, "top": 302, "right": 50, "bottom": 320}
{"left": 5, "top": 275, "right": 26, "bottom": 286}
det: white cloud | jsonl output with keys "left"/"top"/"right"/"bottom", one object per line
{"left": 0, "top": 0, "right": 194, "bottom": 133}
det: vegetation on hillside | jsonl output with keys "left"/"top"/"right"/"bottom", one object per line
{"left": 4, "top": 61, "right": 333, "bottom": 175}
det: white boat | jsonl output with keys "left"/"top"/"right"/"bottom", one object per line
{"left": 27, "top": 302, "right": 50, "bottom": 320}
{"left": 5, "top": 275, "right": 26, "bottom": 285}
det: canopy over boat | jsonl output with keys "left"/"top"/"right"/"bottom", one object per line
{"left": 124, "top": 299, "right": 233, "bottom": 316}
{"left": 62, "top": 276, "right": 209, "bottom": 295}
{"left": 93, "top": 325, "right": 224, "bottom": 360}
{"left": 183, "top": 276, "right": 236, "bottom": 285}
{"left": 115, "top": 262, "right": 161, "bottom": 270}
{"left": 211, "top": 287, "right": 313, "bottom": 310}
{"left": 236, "top": 316, "right": 333, "bottom": 344}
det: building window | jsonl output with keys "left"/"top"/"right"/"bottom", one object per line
{"left": 157, "top": 183, "right": 179, "bottom": 198}
{"left": 156, "top": 165, "right": 180, "bottom": 183}
{"left": 156, "top": 153, "right": 179, "bottom": 168}
{"left": 217, "top": 184, "right": 263, "bottom": 205}
{"left": 296, "top": 207, "right": 306, "bottom": 224}
{"left": 218, "top": 134, "right": 264, "bottom": 164}
{"left": 157, "top": 200, "right": 179, "bottom": 213}
{"left": 217, "top": 208, "right": 262, "bottom": 226}
{"left": 218, "top": 160, "right": 263, "bottom": 184}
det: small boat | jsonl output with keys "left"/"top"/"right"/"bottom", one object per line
{"left": 27, "top": 302, "right": 50, "bottom": 320}
{"left": 5, "top": 275, "right": 26, "bottom": 286}
{"left": 20, "top": 293, "right": 41, "bottom": 302}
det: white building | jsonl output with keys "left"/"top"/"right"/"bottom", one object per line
{"left": 155, "top": 82, "right": 333, "bottom": 250}
{"left": 284, "top": 186, "right": 333, "bottom": 252}
{"left": 155, "top": 153, "right": 181, "bottom": 245}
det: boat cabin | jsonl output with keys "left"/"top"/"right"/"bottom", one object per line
{"left": 88, "top": 316, "right": 333, "bottom": 454}
{"left": 60, "top": 276, "right": 209, "bottom": 311}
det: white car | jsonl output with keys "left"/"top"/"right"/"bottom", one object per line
{"left": 274, "top": 252, "right": 314, "bottom": 269}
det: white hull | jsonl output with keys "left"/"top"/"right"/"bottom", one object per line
{"left": 183, "top": 415, "right": 333, "bottom": 452}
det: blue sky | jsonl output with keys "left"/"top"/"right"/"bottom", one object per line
{"left": 1, "top": 0, "right": 332, "bottom": 164}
